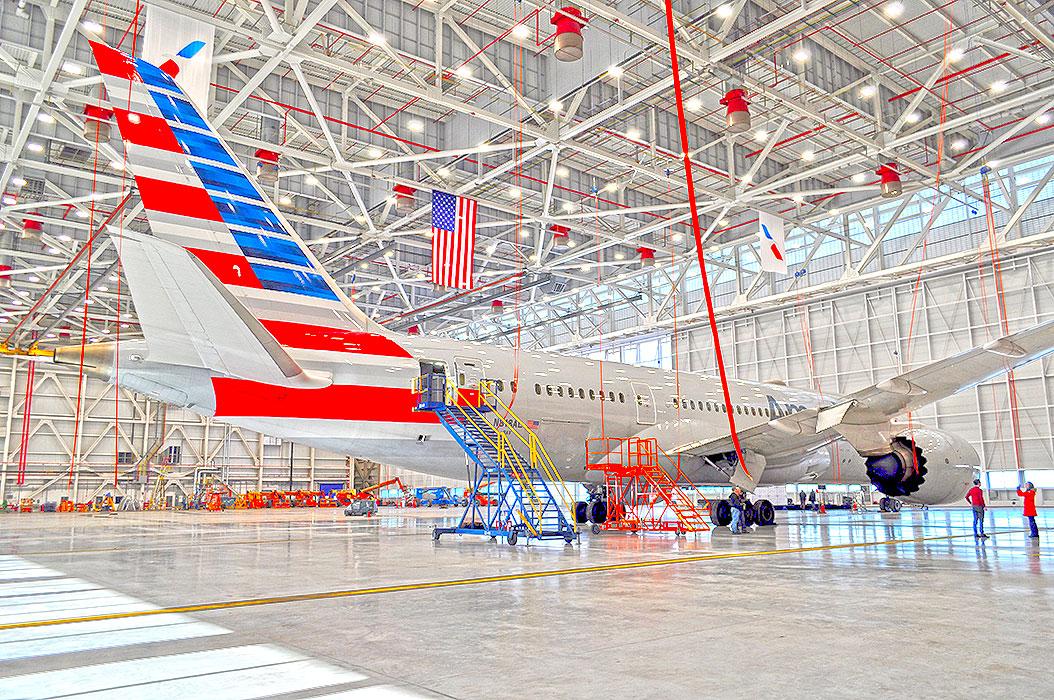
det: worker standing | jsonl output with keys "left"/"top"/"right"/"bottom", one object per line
{"left": 1016, "top": 481, "right": 1039, "bottom": 539}
{"left": 728, "top": 486, "right": 747, "bottom": 535}
{"left": 966, "top": 479, "right": 989, "bottom": 539}
{"left": 808, "top": 489, "right": 816, "bottom": 511}
{"left": 799, "top": 490, "right": 807, "bottom": 509}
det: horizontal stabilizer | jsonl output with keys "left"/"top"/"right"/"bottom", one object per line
{"left": 117, "top": 229, "right": 330, "bottom": 388}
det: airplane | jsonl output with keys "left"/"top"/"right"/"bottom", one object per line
{"left": 40, "top": 41, "right": 1054, "bottom": 522}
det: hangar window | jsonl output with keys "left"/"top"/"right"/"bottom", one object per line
{"left": 534, "top": 383, "right": 541, "bottom": 395}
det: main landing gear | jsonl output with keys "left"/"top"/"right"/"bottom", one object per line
{"left": 709, "top": 498, "right": 777, "bottom": 528}
{"left": 878, "top": 497, "right": 902, "bottom": 513}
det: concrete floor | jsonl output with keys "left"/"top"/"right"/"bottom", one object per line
{"left": 0, "top": 505, "right": 1048, "bottom": 699}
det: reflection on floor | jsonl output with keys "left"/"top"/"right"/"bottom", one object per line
{"left": 0, "top": 506, "right": 1048, "bottom": 698}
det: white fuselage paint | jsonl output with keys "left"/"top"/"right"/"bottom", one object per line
{"left": 112, "top": 332, "right": 881, "bottom": 489}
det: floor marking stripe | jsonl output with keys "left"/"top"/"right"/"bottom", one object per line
{"left": 0, "top": 529, "right": 1017, "bottom": 632}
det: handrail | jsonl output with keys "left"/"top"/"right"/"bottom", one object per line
{"left": 478, "top": 381, "right": 578, "bottom": 533}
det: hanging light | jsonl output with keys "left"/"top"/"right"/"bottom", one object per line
{"left": 21, "top": 216, "right": 42, "bottom": 240}
{"left": 720, "top": 88, "right": 751, "bottom": 133}
{"left": 255, "top": 149, "right": 280, "bottom": 185}
{"left": 490, "top": 299, "right": 505, "bottom": 315}
{"left": 83, "top": 105, "right": 113, "bottom": 144}
{"left": 393, "top": 184, "right": 417, "bottom": 215}
{"left": 550, "top": 7, "right": 586, "bottom": 62}
{"left": 637, "top": 246, "right": 655, "bottom": 268}
{"left": 549, "top": 224, "right": 570, "bottom": 249}
{"left": 875, "top": 162, "right": 902, "bottom": 198}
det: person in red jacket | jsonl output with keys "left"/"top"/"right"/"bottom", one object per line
{"left": 966, "top": 479, "right": 988, "bottom": 539}
{"left": 1017, "top": 481, "right": 1039, "bottom": 539}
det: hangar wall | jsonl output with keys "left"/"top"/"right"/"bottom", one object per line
{"left": 680, "top": 246, "right": 1054, "bottom": 497}
{"left": 0, "top": 361, "right": 464, "bottom": 504}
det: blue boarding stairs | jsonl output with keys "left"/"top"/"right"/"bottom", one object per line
{"left": 412, "top": 374, "right": 579, "bottom": 546}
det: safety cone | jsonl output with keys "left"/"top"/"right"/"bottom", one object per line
{"left": 819, "top": 500, "right": 827, "bottom": 515}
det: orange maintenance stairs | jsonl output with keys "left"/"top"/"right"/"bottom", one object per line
{"left": 586, "top": 437, "right": 711, "bottom": 534}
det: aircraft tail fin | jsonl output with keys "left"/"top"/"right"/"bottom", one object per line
{"left": 87, "top": 40, "right": 380, "bottom": 339}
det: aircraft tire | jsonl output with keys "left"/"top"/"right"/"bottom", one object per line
{"left": 507, "top": 530, "right": 518, "bottom": 546}
{"left": 574, "top": 501, "right": 589, "bottom": 524}
{"left": 879, "top": 497, "right": 890, "bottom": 512}
{"left": 588, "top": 500, "right": 608, "bottom": 524}
{"left": 891, "top": 499, "right": 902, "bottom": 512}
{"left": 711, "top": 499, "right": 732, "bottom": 527}
{"left": 743, "top": 502, "right": 757, "bottom": 527}
{"left": 755, "top": 499, "right": 776, "bottom": 526}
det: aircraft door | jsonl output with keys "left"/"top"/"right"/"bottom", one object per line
{"left": 454, "top": 357, "right": 484, "bottom": 404}
{"left": 631, "top": 382, "right": 656, "bottom": 425}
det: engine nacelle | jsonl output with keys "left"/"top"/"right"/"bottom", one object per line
{"left": 864, "top": 428, "right": 978, "bottom": 505}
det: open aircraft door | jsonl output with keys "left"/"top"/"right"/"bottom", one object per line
{"left": 631, "top": 382, "right": 656, "bottom": 425}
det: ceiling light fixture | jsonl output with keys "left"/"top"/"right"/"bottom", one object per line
{"left": 607, "top": 64, "right": 624, "bottom": 79}
{"left": 883, "top": 1, "right": 904, "bottom": 19}
{"left": 62, "top": 61, "right": 83, "bottom": 75}
{"left": 511, "top": 24, "right": 530, "bottom": 40}
{"left": 548, "top": 99, "right": 564, "bottom": 112}
{"left": 27, "top": 142, "right": 44, "bottom": 153}
{"left": 685, "top": 97, "right": 702, "bottom": 112}
{"left": 851, "top": 172, "right": 868, "bottom": 184}
{"left": 754, "top": 128, "right": 768, "bottom": 142}
{"left": 455, "top": 65, "right": 472, "bottom": 79}
{"left": 367, "top": 32, "right": 386, "bottom": 45}
{"left": 858, "top": 84, "right": 877, "bottom": 99}
{"left": 946, "top": 46, "right": 965, "bottom": 63}
{"left": 556, "top": 166, "right": 570, "bottom": 178}
{"left": 366, "top": 147, "right": 383, "bottom": 158}
{"left": 904, "top": 111, "right": 922, "bottom": 124}
{"left": 625, "top": 127, "right": 642, "bottom": 140}
{"left": 407, "top": 119, "right": 424, "bottom": 132}
{"left": 802, "top": 149, "right": 816, "bottom": 162}
{"left": 715, "top": 3, "right": 735, "bottom": 18}
{"left": 990, "top": 80, "right": 1008, "bottom": 94}
{"left": 791, "top": 46, "right": 811, "bottom": 63}
{"left": 81, "top": 20, "right": 103, "bottom": 34}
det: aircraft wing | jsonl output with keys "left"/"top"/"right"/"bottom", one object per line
{"left": 669, "top": 318, "right": 1054, "bottom": 460}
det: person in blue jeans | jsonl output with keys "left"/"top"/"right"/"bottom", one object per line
{"left": 728, "top": 486, "right": 747, "bottom": 534}
{"left": 966, "top": 479, "right": 988, "bottom": 539}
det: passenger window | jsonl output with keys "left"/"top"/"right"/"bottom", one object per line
{"left": 690, "top": 400, "right": 696, "bottom": 410}
{"left": 556, "top": 386, "right": 563, "bottom": 397}
{"left": 546, "top": 385, "right": 554, "bottom": 396}
{"left": 568, "top": 388, "right": 575, "bottom": 400}
{"left": 618, "top": 392, "right": 624, "bottom": 403}
{"left": 496, "top": 380, "right": 504, "bottom": 392}
{"left": 608, "top": 391, "right": 615, "bottom": 402}
{"left": 681, "top": 398, "right": 688, "bottom": 409}
{"left": 535, "top": 383, "right": 541, "bottom": 395}
{"left": 589, "top": 389, "right": 596, "bottom": 400}
{"left": 459, "top": 373, "right": 466, "bottom": 386}
{"left": 579, "top": 388, "right": 585, "bottom": 399}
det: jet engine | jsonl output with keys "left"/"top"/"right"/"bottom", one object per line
{"left": 863, "top": 428, "right": 978, "bottom": 505}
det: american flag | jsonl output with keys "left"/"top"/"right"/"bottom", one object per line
{"left": 431, "top": 190, "right": 477, "bottom": 289}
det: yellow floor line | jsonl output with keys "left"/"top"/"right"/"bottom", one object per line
{"left": 0, "top": 529, "right": 1007, "bottom": 632}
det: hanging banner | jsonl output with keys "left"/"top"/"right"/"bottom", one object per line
{"left": 757, "top": 211, "right": 787, "bottom": 274}
{"left": 143, "top": 5, "right": 215, "bottom": 109}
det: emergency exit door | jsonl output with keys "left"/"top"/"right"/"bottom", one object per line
{"left": 631, "top": 382, "right": 656, "bottom": 425}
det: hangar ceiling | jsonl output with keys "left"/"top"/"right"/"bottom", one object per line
{"left": 0, "top": 0, "right": 1052, "bottom": 352}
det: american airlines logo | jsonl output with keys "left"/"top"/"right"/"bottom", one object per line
{"left": 768, "top": 394, "right": 807, "bottom": 417}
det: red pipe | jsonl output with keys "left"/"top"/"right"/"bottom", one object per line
{"left": 662, "top": 0, "right": 748, "bottom": 479}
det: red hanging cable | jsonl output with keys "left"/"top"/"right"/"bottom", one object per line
{"left": 16, "top": 358, "right": 35, "bottom": 486}
{"left": 662, "top": 0, "right": 747, "bottom": 477}
{"left": 981, "top": 169, "right": 1023, "bottom": 469}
